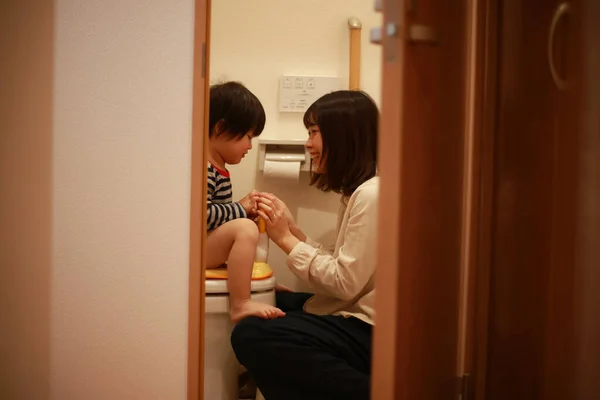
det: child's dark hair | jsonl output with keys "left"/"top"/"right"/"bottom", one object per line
{"left": 303, "top": 90, "right": 378, "bottom": 197}
{"left": 209, "top": 81, "right": 266, "bottom": 139}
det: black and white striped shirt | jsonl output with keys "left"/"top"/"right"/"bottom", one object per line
{"left": 207, "top": 163, "right": 247, "bottom": 231}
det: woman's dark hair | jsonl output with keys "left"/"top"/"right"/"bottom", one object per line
{"left": 209, "top": 81, "right": 266, "bottom": 139}
{"left": 303, "top": 90, "right": 378, "bottom": 196}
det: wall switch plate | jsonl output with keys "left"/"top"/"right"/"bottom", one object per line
{"left": 278, "top": 75, "right": 341, "bottom": 113}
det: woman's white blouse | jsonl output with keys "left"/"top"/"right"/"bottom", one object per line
{"left": 287, "top": 176, "right": 378, "bottom": 325}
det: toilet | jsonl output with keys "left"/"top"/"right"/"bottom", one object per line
{"left": 204, "top": 276, "right": 275, "bottom": 400}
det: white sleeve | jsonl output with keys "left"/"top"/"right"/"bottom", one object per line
{"left": 286, "top": 190, "right": 377, "bottom": 300}
{"left": 303, "top": 237, "right": 335, "bottom": 255}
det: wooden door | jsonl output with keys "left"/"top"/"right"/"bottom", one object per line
{"left": 372, "top": 0, "right": 470, "bottom": 398}
{"left": 473, "top": 0, "right": 600, "bottom": 399}
{"left": 481, "top": 0, "right": 564, "bottom": 398}
{"left": 574, "top": 3, "right": 600, "bottom": 398}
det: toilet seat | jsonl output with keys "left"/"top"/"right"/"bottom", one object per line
{"left": 205, "top": 276, "right": 277, "bottom": 294}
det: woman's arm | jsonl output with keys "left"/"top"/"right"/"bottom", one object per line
{"left": 287, "top": 193, "right": 377, "bottom": 300}
{"left": 257, "top": 192, "right": 336, "bottom": 252}
{"left": 259, "top": 184, "right": 378, "bottom": 300}
{"left": 289, "top": 223, "right": 307, "bottom": 243}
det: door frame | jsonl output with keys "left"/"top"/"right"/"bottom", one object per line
{"left": 188, "top": 0, "right": 210, "bottom": 399}
{"left": 462, "top": 0, "right": 500, "bottom": 399}
{"left": 464, "top": 0, "right": 503, "bottom": 398}
{"left": 456, "top": 0, "right": 492, "bottom": 396}
{"left": 187, "top": 0, "right": 496, "bottom": 398}
{"left": 369, "top": 0, "right": 406, "bottom": 397}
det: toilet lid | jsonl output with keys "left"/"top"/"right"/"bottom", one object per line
{"left": 205, "top": 276, "right": 277, "bottom": 294}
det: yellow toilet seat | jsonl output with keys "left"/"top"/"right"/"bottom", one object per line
{"left": 205, "top": 262, "right": 273, "bottom": 280}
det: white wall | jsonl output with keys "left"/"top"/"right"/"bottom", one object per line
{"left": 210, "top": 0, "right": 382, "bottom": 289}
{"left": 2, "top": 2, "right": 380, "bottom": 398}
{"left": 51, "top": 1, "right": 194, "bottom": 398}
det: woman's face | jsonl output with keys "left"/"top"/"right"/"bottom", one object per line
{"left": 305, "top": 124, "right": 326, "bottom": 173}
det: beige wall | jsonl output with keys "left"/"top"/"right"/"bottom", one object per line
{"left": 2, "top": 0, "right": 195, "bottom": 398}
{"left": 0, "top": 1, "right": 53, "bottom": 398}
{"left": 210, "top": 0, "right": 382, "bottom": 289}
{"left": 50, "top": 0, "right": 194, "bottom": 398}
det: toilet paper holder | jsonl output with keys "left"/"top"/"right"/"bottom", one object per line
{"left": 258, "top": 139, "right": 310, "bottom": 172}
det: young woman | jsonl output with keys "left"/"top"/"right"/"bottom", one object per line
{"left": 232, "top": 90, "right": 379, "bottom": 400}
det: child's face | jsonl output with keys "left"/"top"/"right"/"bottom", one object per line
{"left": 212, "top": 131, "right": 254, "bottom": 165}
{"left": 305, "top": 125, "right": 326, "bottom": 173}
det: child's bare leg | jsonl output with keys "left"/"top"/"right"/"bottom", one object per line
{"left": 226, "top": 221, "right": 285, "bottom": 322}
{"left": 206, "top": 219, "right": 285, "bottom": 322}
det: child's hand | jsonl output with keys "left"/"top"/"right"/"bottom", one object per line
{"left": 239, "top": 190, "right": 259, "bottom": 216}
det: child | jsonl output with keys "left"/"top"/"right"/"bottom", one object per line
{"left": 206, "top": 81, "right": 285, "bottom": 322}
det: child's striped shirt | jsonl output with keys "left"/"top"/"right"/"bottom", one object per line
{"left": 207, "top": 163, "right": 247, "bottom": 231}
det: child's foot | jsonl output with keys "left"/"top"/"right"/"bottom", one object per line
{"left": 230, "top": 300, "right": 285, "bottom": 323}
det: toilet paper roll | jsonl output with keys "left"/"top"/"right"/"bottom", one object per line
{"left": 263, "top": 160, "right": 301, "bottom": 181}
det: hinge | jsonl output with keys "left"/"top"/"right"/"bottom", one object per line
{"left": 459, "top": 373, "right": 471, "bottom": 400}
{"left": 201, "top": 43, "right": 206, "bottom": 78}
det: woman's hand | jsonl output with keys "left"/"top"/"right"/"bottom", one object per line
{"left": 257, "top": 193, "right": 295, "bottom": 225}
{"left": 256, "top": 195, "right": 290, "bottom": 243}
{"left": 257, "top": 193, "right": 307, "bottom": 242}
{"left": 256, "top": 196, "right": 301, "bottom": 254}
